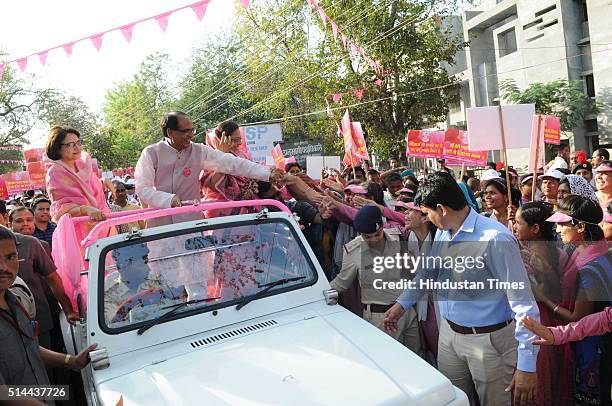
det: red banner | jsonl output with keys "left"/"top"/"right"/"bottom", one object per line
{"left": 442, "top": 129, "right": 488, "bottom": 166}
{"left": 543, "top": 115, "right": 561, "bottom": 145}
{"left": 0, "top": 178, "right": 8, "bottom": 200}
{"left": 27, "top": 161, "right": 46, "bottom": 189}
{"left": 23, "top": 147, "right": 46, "bottom": 163}
{"left": 406, "top": 130, "right": 444, "bottom": 158}
{"left": 4, "top": 171, "right": 31, "bottom": 194}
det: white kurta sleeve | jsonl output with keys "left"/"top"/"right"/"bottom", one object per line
{"left": 199, "top": 145, "right": 271, "bottom": 181}
{"left": 135, "top": 147, "right": 175, "bottom": 208}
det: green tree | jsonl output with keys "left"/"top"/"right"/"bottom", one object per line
{"left": 39, "top": 91, "right": 100, "bottom": 137}
{"left": 100, "top": 52, "right": 175, "bottom": 167}
{"left": 177, "top": 0, "right": 465, "bottom": 161}
{"left": 499, "top": 79, "right": 598, "bottom": 132}
{"left": 0, "top": 62, "right": 55, "bottom": 173}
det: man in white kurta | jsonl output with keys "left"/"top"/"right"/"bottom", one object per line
{"left": 135, "top": 112, "right": 278, "bottom": 227}
{"left": 135, "top": 112, "right": 280, "bottom": 300}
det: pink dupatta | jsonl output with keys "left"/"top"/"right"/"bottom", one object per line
{"left": 46, "top": 152, "right": 109, "bottom": 307}
{"left": 200, "top": 133, "right": 259, "bottom": 217}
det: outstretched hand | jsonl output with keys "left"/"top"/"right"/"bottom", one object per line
{"left": 523, "top": 316, "right": 555, "bottom": 345}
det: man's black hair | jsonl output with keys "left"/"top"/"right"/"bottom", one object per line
{"left": 285, "top": 162, "right": 302, "bottom": 172}
{"left": 0, "top": 225, "right": 16, "bottom": 244}
{"left": 594, "top": 148, "right": 610, "bottom": 160}
{"left": 385, "top": 173, "right": 402, "bottom": 184}
{"left": 257, "top": 181, "right": 273, "bottom": 197}
{"left": 31, "top": 198, "right": 51, "bottom": 212}
{"left": 0, "top": 200, "right": 6, "bottom": 216}
{"left": 414, "top": 171, "right": 467, "bottom": 211}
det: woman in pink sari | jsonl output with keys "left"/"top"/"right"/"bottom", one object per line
{"left": 45, "top": 126, "right": 108, "bottom": 226}
{"left": 200, "top": 121, "right": 259, "bottom": 217}
{"left": 45, "top": 126, "right": 110, "bottom": 306}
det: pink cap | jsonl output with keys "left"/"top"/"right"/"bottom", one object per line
{"left": 344, "top": 185, "right": 368, "bottom": 194}
{"left": 594, "top": 163, "right": 612, "bottom": 173}
{"left": 399, "top": 187, "right": 414, "bottom": 194}
{"left": 604, "top": 212, "right": 612, "bottom": 223}
{"left": 546, "top": 212, "right": 573, "bottom": 223}
{"left": 405, "top": 202, "right": 422, "bottom": 212}
{"left": 393, "top": 201, "right": 410, "bottom": 209}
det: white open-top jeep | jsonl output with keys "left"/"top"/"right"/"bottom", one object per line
{"left": 59, "top": 200, "right": 468, "bottom": 405}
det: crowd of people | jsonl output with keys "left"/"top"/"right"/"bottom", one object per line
{"left": 0, "top": 110, "right": 610, "bottom": 406}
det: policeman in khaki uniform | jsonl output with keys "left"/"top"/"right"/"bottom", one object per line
{"left": 330, "top": 206, "right": 421, "bottom": 354}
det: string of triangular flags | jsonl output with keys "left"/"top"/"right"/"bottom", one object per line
{"left": 304, "top": 0, "right": 384, "bottom": 77}
{"left": 0, "top": 0, "right": 250, "bottom": 80}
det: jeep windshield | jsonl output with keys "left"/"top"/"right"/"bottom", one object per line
{"left": 99, "top": 219, "right": 317, "bottom": 332}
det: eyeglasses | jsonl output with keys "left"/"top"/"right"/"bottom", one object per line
{"left": 174, "top": 127, "right": 195, "bottom": 134}
{"left": 61, "top": 140, "right": 82, "bottom": 149}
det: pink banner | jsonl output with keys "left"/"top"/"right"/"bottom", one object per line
{"left": 406, "top": 130, "right": 444, "bottom": 159}
{"left": 23, "top": 147, "right": 46, "bottom": 163}
{"left": 120, "top": 24, "right": 135, "bottom": 42}
{"left": 543, "top": 115, "right": 561, "bottom": 145}
{"left": 442, "top": 129, "right": 488, "bottom": 166}
{"left": 528, "top": 115, "right": 546, "bottom": 174}
{"left": 271, "top": 144, "right": 286, "bottom": 170}
{"left": 4, "top": 171, "right": 32, "bottom": 194}
{"left": 27, "top": 161, "right": 46, "bottom": 189}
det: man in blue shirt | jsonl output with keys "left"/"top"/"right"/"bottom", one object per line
{"left": 383, "top": 172, "right": 539, "bottom": 406}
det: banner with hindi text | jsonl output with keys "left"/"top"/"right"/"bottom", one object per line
{"left": 442, "top": 129, "right": 488, "bottom": 166}
{"left": 406, "top": 130, "right": 444, "bottom": 158}
{"left": 543, "top": 115, "right": 561, "bottom": 145}
{"left": 4, "top": 171, "right": 31, "bottom": 194}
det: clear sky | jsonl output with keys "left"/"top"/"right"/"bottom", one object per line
{"left": 0, "top": 0, "right": 235, "bottom": 147}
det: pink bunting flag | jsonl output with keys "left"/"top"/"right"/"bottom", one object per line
{"left": 16, "top": 57, "right": 28, "bottom": 72}
{"left": 38, "top": 51, "right": 48, "bottom": 66}
{"left": 341, "top": 34, "right": 347, "bottom": 49}
{"left": 354, "top": 88, "right": 364, "bottom": 100}
{"left": 120, "top": 24, "right": 135, "bottom": 43}
{"left": 241, "top": 0, "right": 250, "bottom": 9}
{"left": 350, "top": 42, "right": 358, "bottom": 55}
{"left": 155, "top": 12, "right": 171, "bottom": 32}
{"left": 191, "top": 2, "right": 208, "bottom": 21}
{"left": 90, "top": 34, "right": 104, "bottom": 51}
{"left": 375, "top": 79, "right": 383, "bottom": 87}
{"left": 317, "top": 7, "right": 327, "bottom": 27}
{"left": 0, "top": 64, "right": 4, "bottom": 81}
{"left": 331, "top": 22, "right": 338, "bottom": 40}
{"left": 332, "top": 93, "right": 342, "bottom": 103}
{"left": 63, "top": 43, "right": 74, "bottom": 57}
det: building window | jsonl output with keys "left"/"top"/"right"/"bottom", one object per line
{"left": 498, "top": 28, "right": 517, "bottom": 57}
{"left": 585, "top": 74, "right": 595, "bottom": 98}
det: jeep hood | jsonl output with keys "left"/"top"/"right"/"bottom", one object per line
{"left": 97, "top": 313, "right": 459, "bottom": 405}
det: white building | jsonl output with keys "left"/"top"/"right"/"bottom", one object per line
{"left": 445, "top": 0, "right": 612, "bottom": 170}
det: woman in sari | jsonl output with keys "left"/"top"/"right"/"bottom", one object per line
{"left": 45, "top": 126, "right": 110, "bottom": 306}
{"left": 536, "top": 195, "right": 611, "bottom": 404}
{"left": 514, "top": 202, "right": 572, "bottom": 405}
{"left": 200, "top": 121, "right": 259, "bottom": 218}
{"left": 45, "top": 126, "right": 108, "bottom": 231}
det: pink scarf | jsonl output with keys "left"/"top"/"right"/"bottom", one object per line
{"left": 46, "top": 152, "right": 109, "bottom": 221}
{"left": 200, "top": 135, "right": 259, "bottom": 217}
